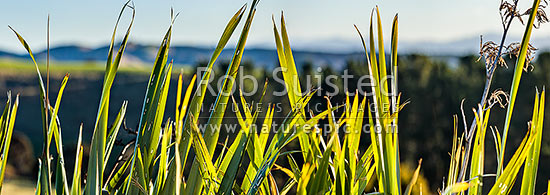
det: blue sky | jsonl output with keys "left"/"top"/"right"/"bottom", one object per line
{"left": 1, "top": 0, "right": 549, "bottom": 53}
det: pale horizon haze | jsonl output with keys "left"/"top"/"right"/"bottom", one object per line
{"left": 1, "top": 0, "right": 549, "bottom": 53}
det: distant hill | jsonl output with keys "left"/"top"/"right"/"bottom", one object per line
{"left": 259, "top": 33, "right": 550, "bottom": 55}
{"left": 0, "top": 43, "right": 364, "bottom": 70}
{"left": 0, "top": 50, "right": 19, "bottom": 59}
{"left": 3, "top": 33, "right": 550, "bottom": 69}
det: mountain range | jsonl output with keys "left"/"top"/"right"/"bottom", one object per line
{"left": 0, "top": 43, "right": 365, "bottom": 70}
{"left": 2, "top": 33, "right": 550, "bottom": 69}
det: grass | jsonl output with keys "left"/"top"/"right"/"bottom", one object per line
{"left": 1, "top": 179, "right": 35, "bottom": 194}
{"left": 0, "top": 0, "right": 548, "bottom": 194}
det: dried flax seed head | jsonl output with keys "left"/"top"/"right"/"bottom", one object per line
{"left": 478, "top": 37, "right": 506, "bottom": 70}
{"left": 488, "top": 89, "right": 509, "bottom": 109}
{"left": 521, "top": 0, "right": 549, "bottom": 28}
{"left": 505, "top": 42, "right": 537, "bottom": 72}
{"left": 500, "top": 0, "right": 523, "bottom": 25}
